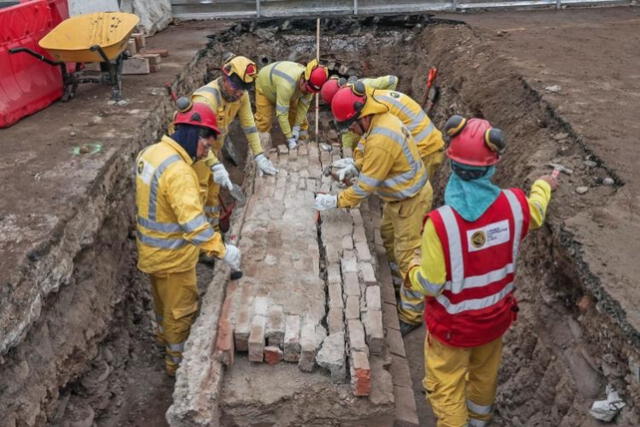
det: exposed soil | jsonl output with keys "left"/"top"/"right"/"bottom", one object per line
{"left": 3, "top": 7, "right": 640, "bottom": 426}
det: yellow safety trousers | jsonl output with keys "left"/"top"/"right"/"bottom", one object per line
{"left": 254, "top": 88, "right": 309, "bottom": 138}
{"left": 380, "top": 182, "right": 432, "bottom": 325}
{"left": 424, "top": 333, "right": 502, "bottom": 427}
{"left": 150, "top": 268, "right": 199, "bottom": 377}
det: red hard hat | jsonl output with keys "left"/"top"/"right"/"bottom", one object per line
{"left": 445, "top": 116, "right": 505, "bottom": 166}
{"left": 320, "top": 77, "right": 341, "bottom": 104}
{"left": 173, "top": 102, "right": 220, "bottom": 134}
{"left": 306, "top": 65, "right": 329, "bottom": 93}
{"left": 331, "top": 86, "right": 366, "bottom": 127}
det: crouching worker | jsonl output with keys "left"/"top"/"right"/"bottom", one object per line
{"left": 135, "top": 103, "right": 242, "bottom": 376}
{"left": 406, "top": 115, "right": 558, "bottom": 426}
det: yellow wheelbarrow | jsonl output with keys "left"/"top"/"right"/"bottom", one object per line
{"left": 10, "top": 12, "right": 139, "bottom": 101}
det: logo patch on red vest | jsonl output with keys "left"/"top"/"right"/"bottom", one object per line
{"left": 466, "top": 220, "right": 510, "bottom": 252}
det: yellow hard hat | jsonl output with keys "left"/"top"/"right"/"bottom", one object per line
{"left": 222, "top": 55, "right": 258, "bottom": 88}
{"left": 303, "top": 59, "right": 328, "bottom": 93}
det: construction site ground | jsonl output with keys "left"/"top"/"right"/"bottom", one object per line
{"left": 1, "top": 6, "right": 640, "bottom": 426}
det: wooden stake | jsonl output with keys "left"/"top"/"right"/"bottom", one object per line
{"left": 315, "top": 18, "right": 320, "bottom": 145}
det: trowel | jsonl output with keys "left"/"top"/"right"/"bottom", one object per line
{"left": 229, "top": 183, "right": 246, "bottom": 206}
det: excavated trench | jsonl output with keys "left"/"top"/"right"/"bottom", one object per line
{"left": 6, "top": 14, "right": 639, "bottom": 426}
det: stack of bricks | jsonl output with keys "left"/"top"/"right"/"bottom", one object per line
{"left": 221, "top": 142, "right": 328, "bottom": 372}
{"left": 318, "top": 143, "right": 385, "bottom": 397}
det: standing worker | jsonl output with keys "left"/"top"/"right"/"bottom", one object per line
{"left": 406, "top": 115, "right": 557, "bottom": 426}
{"left": 135, "top": 102, "right": 242, "bottom": 377}
{"left": 320, "top": 74, "right": 400, "bottom": 150}
{"left": 314, "top": 84, "right": 430, "bottom": 337}
{"left": 328, "top": 82, "right": 445, "bottom": 333}
{"left": 188, "top": 54, "right": 277, "bottom": 229}
{"left": 254, "top": 59, "right": 328, "bottom": 150}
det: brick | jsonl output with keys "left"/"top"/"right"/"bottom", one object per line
{"left": 355, "top": 241, "right": 372, "bottom": 263}
{"left": 316, "top": 332, "right": 346, "bottom": 382}
{"left": 381, "top": 279, "right": 397, "bottom": 305}
{"left": 386, "top": 327, "right": 406, "bottom": 358}
{"left": 366, "top": 286, "right": 382, "bottom": 310}
{"left": 382, "top": 302, "right": 400, "bottom": 331}
{"left": 266, "top": 304, "right": 285, "bottom": 347}
{"left": 140, "top": 48, "right": 169, "bottom": 57}
{"left": 253, "top": 296, "right": 269, "bottom": 317}
{"left": 353, "top": 227, "right": 367, "bottom": 244}
{"left": 327, "top": 307, "right": 344, "bottom": 334}
{"left": 298, "top": 319, "right": 317, "bottom": 372}
{"left": 284, "top": 315, "right": 301, "bottom": 362}
{"left": 328, "top": 282, "right": 343, "bottom": 309}
{"left": 132, "top": 32, "right": 146, "bottom": 50}
{"left": 347, "top": 319, "right": 367, "bottom": 353}
{"left": 278, "top": 144, "right": 288, "bottom": 155}
{"left": 140, "top": 52, "right": 161, "bottom": 65}
{"left": 122, "top": 56, "right": 150, "bottom": 75}
{"left": 297, "top": 144, "right": 308, "bottom": 156}
{"left": 343, "top": 271, "right": 360, "bottom": 297}
{"left": 264, "top": 346, "right": 284, "bottom": 365}
{"left": 248, "top": 315, "right": 266, "bottom": 362}
{"left": 327, "top": 264, "right": 341, "bottom": 284}
{"left": 215, "top": 318, "right": 234, "bottom": 366}
{"left": 345, "top": 295, "right": 360, "bottom": 320}
{"left": 350, "top": 350, "right": 371, "bottom": 396}
{"left": 363, "top": 309, "right": 384, "bottom": 355}
{"left": 233, "top": 296, "right": 253, "bottom": 352}
{"left": 341, "top": 235, "right": 353, "bottom": 251}
{"left": 390, "top": 355, "right": 412, "bottom": 387}
{"left": 394, "top": 385, "right": 419, "bottom": 426}
{"left": 360, "top": 262, "right": 377, "bottom": 287}
{"left": 125, "top": 38, "right": 137, "bottom": 56}
{"left": 341, "top": 250, "right": 358, "bottom": 274}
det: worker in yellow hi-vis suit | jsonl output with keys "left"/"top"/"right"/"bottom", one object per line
{"left": 254, "top": 59, "right": 328, "bottom": 150}
{"left": 314, "top": 82, "right": 430, "bottom": 336}
{"left": 319, "top": 74, "right": 399, "bottom": 150}
{"left": 405, "top": 115, "right": 557, "bottom": 426}
{"left": 135, "top": 103, "right": 242, "bottom": 376}
{"left": 171, "top": 55, "right": 278, "bottom": 230}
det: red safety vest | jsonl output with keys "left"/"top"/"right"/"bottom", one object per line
{"left": 425, "top": 189, "right": 530, "bottom": 347}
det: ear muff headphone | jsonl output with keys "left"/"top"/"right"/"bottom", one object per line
{"left": 352, "top": 80, "right": 366, "bottom": 97}
{"left": 444, "top": 115, "right": 506, "bottom": 154}
{"left": 485, "top": 128, "right": 506, "bottom": 154}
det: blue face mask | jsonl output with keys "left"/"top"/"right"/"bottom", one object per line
{"left": 170, "top": 125, "right": 201, "bottom": 161}
{"left": 444, "top": 161, "right": 501, "bottom": 222}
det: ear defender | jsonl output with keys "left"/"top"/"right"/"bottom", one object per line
{"left": 338, "top": 77, "right": 347, "bottom": 86}
{"left": 485, "top": 128, "right": 506, "bottom": 154}
{"left": 444, "top": 115, "right": 467, "bottom": 137}
{"left": 352, "top": 80, "right": 366, "bottom": 96}
{"left": 176, "top": 96, "right": 192, "bottom": 112}
{"left": 354, "top": 101, "right": 364, "bottom": 112}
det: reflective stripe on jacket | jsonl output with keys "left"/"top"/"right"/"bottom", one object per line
{"left": 135, "top": 136, "right": 226, "bottom": 273}
{"left": 424, "top": 189, "right": 530, "bottom": 347}
{"left": 192, "top": 78, "right": 263, "bottom": 165}
{"left": 255, "top": 61, "right": 312, "bottom": 138}
{"left": 361, "top": 88, "right": 444, "bottom": 159}
{"left": 338, "top": 112, "right": 427, "bottom": 208}
{"left": 361, "top": 75, "right": 399, "bottom": 91}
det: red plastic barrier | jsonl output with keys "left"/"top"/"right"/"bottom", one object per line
{"left": 0, "top": 0, "right": 69, "bottom": 128}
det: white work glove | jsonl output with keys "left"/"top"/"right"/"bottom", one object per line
{"left": 287, "top": 137, "right": 298, "bottom": 150}
{"left": 221, "top": 244, "right": 241, "bottom": 271}
{"left": 255, "top": 153, "right": 278, "bottom": 175}
{"left": 211, "top": 163, "right": 233, "bottom": 191}
{"left": 331, "top": 157, "right": 355, "bottom": 169}
{"left": 291, "top": 125, "right": 301, "bottom": 141}
{"left": 314, "top": 194, "right": 337, "bottom": 211}
{"left": 338, "top": 164, "right": 359, "bottom": 182}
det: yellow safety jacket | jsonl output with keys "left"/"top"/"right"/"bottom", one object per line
{"left": 407, "top": 180, "right": 552, "bottom": 294}
{"left": 341, "top": 76, "right": 399, "bottom": 149}
{"left": 255, "top": 61, "right": 313, "bottom": 139}
{"left": 135, "top": 135, "right": 226, "bottom": 274}
{"left": 338, "top": 112, "right": 427, "bottom": 208}
{"left": 361, "top": 75, "right": 398, "bottom": 91}
{"left": 360, "top": 87, "right": 444, "bottom": 159}
{"left": 192, "top": 78, "right": 263, "bottom": 166}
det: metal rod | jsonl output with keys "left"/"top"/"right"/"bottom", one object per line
{"left": 354, "top": 0, "right": 358, "bottom": 15}
{"left": 315, "top": 17, "right": 320, "bottom": 145}
{"left": 256, "top": 0, "right": 261, "bottom": 17}
{"left": 556, "top": 0, "right": 561, "bottom": 8}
